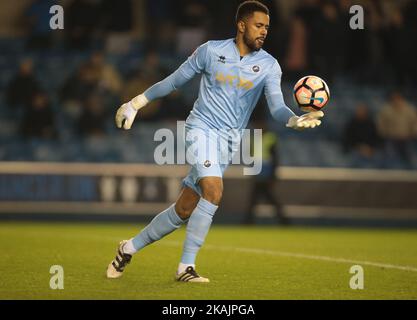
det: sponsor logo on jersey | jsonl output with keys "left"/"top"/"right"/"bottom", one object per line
{"left": 215, "top": 72, "right": 254, "bottom": 90}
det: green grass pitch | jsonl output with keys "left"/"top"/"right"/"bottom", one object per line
{"left": 1, "top": 221, "right": 416, "bottom": 300}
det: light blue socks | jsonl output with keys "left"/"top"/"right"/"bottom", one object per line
{"left": 180, "top": 198, "right": 218, "bottom": 265}
{"left": 126, "top": 198, "right": 218, "bottom": 270}
{"left": 131, "top": 204, "right": 185, "bottom": 252}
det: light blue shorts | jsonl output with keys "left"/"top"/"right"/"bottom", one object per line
{"left": 182, "top": 123, "right": 240, "bottom": 196}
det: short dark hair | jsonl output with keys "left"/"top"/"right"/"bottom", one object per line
{"left": 236, "top": 1, "right": 269, "bottom": 24}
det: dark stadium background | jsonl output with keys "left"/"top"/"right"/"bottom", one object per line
{"left": 0, "top": 0, "right": 417, "bottom": 226}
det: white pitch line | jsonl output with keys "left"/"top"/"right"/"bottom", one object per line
{"left": 17, "top": 232, "right": 417, "bottom": 273}
{"left": 162, "top": 241, "right": 417, "bottom": 273}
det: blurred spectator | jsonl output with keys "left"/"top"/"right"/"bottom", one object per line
{"left": 121, "top": 50, "right": 174, "bottom": 120}
{"left": 343, "top": 104, "right": 381, "bottom": 167}
{"left": 261, "top": 0, "right": 286, "bottom": 59}
{"left": 124, "top": 49, "right": 189, "bottom": 121}
{"left": 60, "top": 52, "right": 122, "bottom": 110}
{"left": 152, "top": 21, "right": 178, "bottom": 53}
{"left": 20, "top": 91, "right": 56, "bottom": 139}
{"left": 137, "top": 50, "right": 171, "bottom": 81}
{"left": 78, "top": 94, "right": 107, "bottom": 137}
{"left": 24, "top": 0, "right": 54, "bottom": 50}
{"left": 285, "top": 0, "right": 322, "bottom": 78}
{"left": 311, "top": 1, "right": 345, "bottom": 80}
{"left": 60, "top": 62, "right": 98, "bottom": 116}
{"left": 0, "top": 0, "right": 416, "bottom": 167}
{"left": 87, "top": 52, "right": 123, "bottom": 95}
{"left": 6, "top": 59, "right": 40, "bottom": 109}
{"left": 377, "top": 92, "right": 417, "bottom": 166}
{"left": 122, "top": 73, "right": 161, "bottom": 121}
{"left": 284, "top": 15, "right": 307, "bottom": 79}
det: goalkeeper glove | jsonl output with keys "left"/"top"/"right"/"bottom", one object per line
{"left": 115, "top": 94, "right": 149, "bottom": 130}
{"left": 286, "top": 111, "right": 324, "bottom": 130}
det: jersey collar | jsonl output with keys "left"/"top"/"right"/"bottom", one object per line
{"left": 231, "top": 38, "right": 261, "bottom": 60}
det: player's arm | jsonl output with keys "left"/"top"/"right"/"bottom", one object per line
{"left": 115, "top": 43, "right": 209, "bottom": 130}
{"left": 264, "top": 61, "right": 323, "bottom": 130}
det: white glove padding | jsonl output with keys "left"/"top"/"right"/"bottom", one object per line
{"left": 115, "top": 102, "right": 137, "bottom": 130}
{"left": 286, "top": 111, "right": 324, "bottom": 131}
{"left": 115, "top": 94, "right": 148, "bottom": 130}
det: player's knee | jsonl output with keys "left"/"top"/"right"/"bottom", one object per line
{"left": 201, "top": 185, "right": 223, "bottom": 205}
{"left": 174, "top": 187, "right": 200, "bottom": 219}
{"left": 175, "top": 201, "right": 195, "bottom": 219}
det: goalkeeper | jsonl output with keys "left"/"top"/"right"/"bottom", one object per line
{"left": 107, "top": 1, "right": 324, "bottom": 282}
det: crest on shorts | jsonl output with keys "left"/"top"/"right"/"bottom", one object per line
{"left": 204, "top": 160, "right": 211, "bottom": 168}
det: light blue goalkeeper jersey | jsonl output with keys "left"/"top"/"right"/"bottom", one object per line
{"left": 144, "top": 38, "right": 295, "bottom": 131}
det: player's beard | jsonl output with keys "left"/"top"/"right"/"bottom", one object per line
{"left": 243, "top": 33, "right": 263, "bottom": 52}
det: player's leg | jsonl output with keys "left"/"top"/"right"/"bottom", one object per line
{"left": 175, "top": 124, "right": 229, "bottom": 282}
{"left": 126, "top": 187, "right": 200, "bottom": 253}
{"left": 175, "top": 186, "right": 201, "bottom": 219}
{"left": 176, "top": 176, "right": 222, "bottom": 283}
{"left": 106, "top": 187, "right": 199, "bottom": 279}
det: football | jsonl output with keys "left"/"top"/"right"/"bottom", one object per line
{"left": 293, "top": 75, "right": 330, "bottom": 112}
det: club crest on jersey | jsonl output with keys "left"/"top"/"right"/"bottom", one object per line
{"left": 204, "top": 160, "right": 211, "bottom": 168}
{"left": 218, "top": 55, "right": 226, "bottom": 64}
{"left": 252, "top": 65, "right": 260, "bottom": 73}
